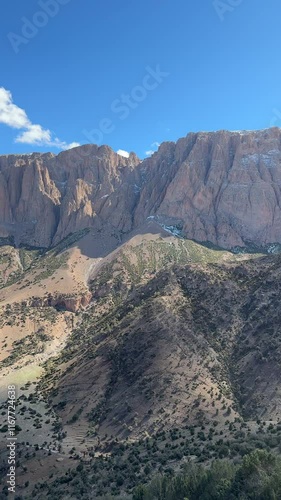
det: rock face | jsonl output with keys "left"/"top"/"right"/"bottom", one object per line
{"left": 30, "top": 292, "right": 92, "bottom": 313}
{"left": 1, "top": 128, "right": 281, "bottom": 249}
{"left": 0, "top": 145, "right": 141, "bottom": 247}
{"left": 134, "top": 128, "right": 281, "bottom": 248}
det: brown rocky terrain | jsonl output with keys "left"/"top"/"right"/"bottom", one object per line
{"left": 0, "top": 229, "right": 280, "bottom": 498}
{"left": 1, "top": 127, "right": 281, "bottom": 250}
{"left": 2, "top": 129, "right": 281, "bottom": 497}
{"left": 39, "top": 244, "right": 281, "bottom": 450}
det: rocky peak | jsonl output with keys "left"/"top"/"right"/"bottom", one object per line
{"left": 1, "top": 128, "right": 281, "bottom": 249}
{"left": 137, "top": 127, "right": 281, "bottom": 248}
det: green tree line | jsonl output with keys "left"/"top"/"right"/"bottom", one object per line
{"left": 133, "top": 449, "right": 281, "bottom": 500}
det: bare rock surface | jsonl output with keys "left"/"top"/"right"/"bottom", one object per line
{"left": 1, "top": 128, "right": 281, "bottom": 249}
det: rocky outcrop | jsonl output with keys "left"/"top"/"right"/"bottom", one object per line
{"left": 134, "top": 128, "right": 281, "bottom": 248}
{"left": 29, "top": 292, "right": 92, "bottom": 313}
{"left": 0, "top": 145, "right": 141, "bottom": 247}
{"left": 1, "top": 128, "right": 281, "bottom": 249}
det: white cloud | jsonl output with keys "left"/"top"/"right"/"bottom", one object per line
{"left": 16, "top": 124, "right": 51, "bottom": 144}
{"left": 62, "top": 141, "right": 80, "bottom": 150}
{"left": 0, "top": 87, "right": 80, "bottom": 151}
{"left": 117, "top": 149, "right": 130, "bottom": 158}
{"left": 0, "top": 87, "right": 30, "bottom": 129}
{"left": 145, "top": 141, "right": 160, "bottom": 156}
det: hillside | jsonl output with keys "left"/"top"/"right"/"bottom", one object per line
{"left": 1, "top": 221, "right": 281, "bottom": 498}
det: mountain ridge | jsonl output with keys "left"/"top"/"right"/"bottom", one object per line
{"left": 2, "top": 127, "right": 281, "bottom": 251}
{"left": 0, "top": 128, "right": 281, "bottom": 248}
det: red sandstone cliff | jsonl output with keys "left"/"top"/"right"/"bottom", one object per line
{"left": 1, "top": 128, "right": 281, "bottom": 249}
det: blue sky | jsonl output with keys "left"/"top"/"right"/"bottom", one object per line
{"left": 0, "top": 0, "right": 281, "bottom": 158}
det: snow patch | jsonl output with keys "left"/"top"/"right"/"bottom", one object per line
{"left": 240, "top": 151, "right": 281, "bottom": 168}
{"left": 267, "top": 244, "right": 281, "bottom": 254}
{"left": 146, "top": 216, "right": 183, "bottom": 238}
{"left": 160, "top": 224, "right": 183, "bottom": 238}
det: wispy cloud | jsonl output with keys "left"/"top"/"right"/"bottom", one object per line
{"left": 117, "top": 149, "right": 130, "bottom": 158}
{"left": 145, "top": 141, "right": 160, "bottom": 156}
{"left": 0, "top": 87, "right": 79, "bottom": 150}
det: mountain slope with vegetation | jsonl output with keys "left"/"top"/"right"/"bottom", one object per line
{"left": 1, "top": 223, "right": 281, "bottom": 498}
